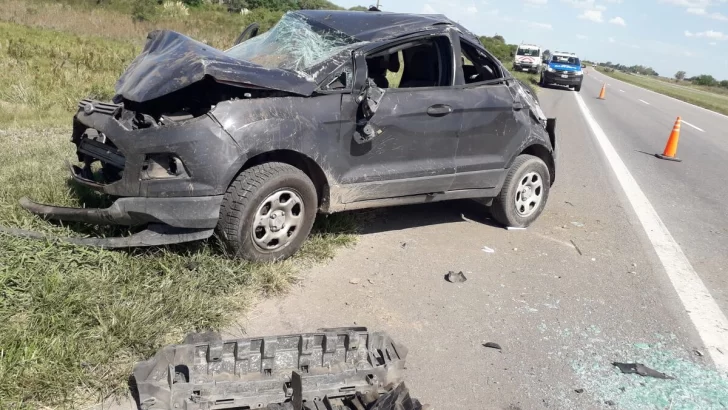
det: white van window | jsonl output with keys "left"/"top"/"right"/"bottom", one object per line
{"left": 516, "top": 48, "right": 540, "bottom": 57}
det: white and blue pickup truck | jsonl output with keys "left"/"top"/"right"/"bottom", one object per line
{"left": 538, "top": 51, "right": 584, "bottom": 92}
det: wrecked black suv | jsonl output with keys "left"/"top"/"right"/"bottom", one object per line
{"left": 18, "top": 10, "right": 557, "bottom": 261}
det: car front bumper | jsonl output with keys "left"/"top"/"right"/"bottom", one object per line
{"left": 69, "top": 99, "right": 242, "bottom": 198}
{"left": 543, "top": 71, "right": 583, "bottom": 86}
{"left": 513, "top": 63, "right": 539, "bottom": 72}
{"left": 6, "top": 99, "right": 244, "bottom": 247}
{"left": 20, "top": 195, "right": 223, "bottom": 229}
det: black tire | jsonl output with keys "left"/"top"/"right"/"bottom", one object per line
{"left": 216, "top": 162, "right": 317, "bottom": 262}
{"left": 574, "top": 84, "right": 582, "bottom": 92}
{"left": 539, "top": 75, "right": 545, "bottom": 87}
{"left": 490, "top": 154, "right": 551, "bottom": 228}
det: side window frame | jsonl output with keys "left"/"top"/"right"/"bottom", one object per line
{"left": 456, "top": 37, "right": 507, "bottom": 87}
{"left": 317, "top": 58, "right": 355, "bottom": 94}
{"left": 352, "top": 30, "right": 457, "bottom": 93}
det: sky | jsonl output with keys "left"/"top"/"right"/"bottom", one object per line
{"left": 334, "top": 0, "right": 728, "bottom": 80}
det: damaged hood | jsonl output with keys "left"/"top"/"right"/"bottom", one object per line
{"left": 115, "top": 30, "right": 317, "bottom": 103}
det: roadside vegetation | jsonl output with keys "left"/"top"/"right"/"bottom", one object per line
{"left": 596, "top": 67, "right": 728, "bottom": 116}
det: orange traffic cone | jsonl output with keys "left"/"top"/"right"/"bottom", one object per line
{"left": 598, "top": 83, "right": 606, "bottom": 99}
{"left": 655, "top": 117, "right": 682, "bottom": 162}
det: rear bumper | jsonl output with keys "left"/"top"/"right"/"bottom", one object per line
{"left": 543, "top": 72, "right": 582, "bottom": 86}
{"left": 20, "top": 195, "right": 223, "bottom": 229}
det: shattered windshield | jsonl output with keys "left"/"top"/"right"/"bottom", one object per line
{"left": 226, "top": 12, "right": 359, "bottom": 73}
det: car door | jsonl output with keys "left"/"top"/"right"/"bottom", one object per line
{"left": 450, "top": 38, "right": 531, "bottom": 191}
{"left": 333, "top": 33, "right": 462, "bottom": 204}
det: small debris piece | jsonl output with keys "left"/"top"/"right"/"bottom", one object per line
{"left": 574, "top": 388, "right": 584, "bottom": 394}
{"left": 445, "top": 271, "right": 467, "bottom": 283}
{"left": 483, "top": 342, "right": 502, "bottom": 350}
{"left": 694, "top": 350, "right": 704, "bottom": 357}
{"left": 506, "top": 226, "right": 526, "bottom": 231}
{"left": 570, "top": 239, "right": 583, "bottom": 255}
{"left": 605, "top": 400, "right": 616, "bottom": 406}
{"left": 482, "top": 246, "right": 495, "bottom": 253}
{"left": 368, "top": 278, "right": 375, "bottom": 284}
{"left": 401, "top": 242, "right": 407, "bottom": 248}
{"left": 612, "top": 362, "right": 675, "bottom": 379}
{"left": 349, "top": 278, "right": 361, "bottom": 284}
{"left": 565, "top": 201, "right": 575, "bottom": 207}
{"left": 628, "top": 271, "right": 637, "bottom": 275}
{"left": 513, "top": 247, "right": 518, "bottom": 251}
{"left": 185, "top": 261, "right": 200, "bottom": 271}
{"left": 571, "top": 221, "right": 585, "bottom": 227}
{"left": 591, "top": 258, "right": 596, "bottom": 262}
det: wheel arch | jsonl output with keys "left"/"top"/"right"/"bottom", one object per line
{"left": 515, "top": 143, "right": 555, "bottom": 185}
{"left": 230, "top": 150, "right": 331, "bottom": 210}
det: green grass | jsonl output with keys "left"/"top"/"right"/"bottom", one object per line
{"left": 0, "top": 128, "right": 358, "bottom": 409}
{"left": 0, "top": 4, "right": 359, "bottom": 408}
{"left": 0, "top": 22, "right": 139, "bottom": 127}
{"left": 597, "top": 68, "right": 728, "bottom": 116}
{"left": 512, "top": 71, "right": 539, "bottom": 88}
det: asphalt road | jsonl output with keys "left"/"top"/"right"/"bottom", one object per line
{"left": 232, "top": 84, "right": 728, "bottom": 409}
{"left": 99, "top": 75, "right": 728, "bottom": 410}
{"left": 581, "top": 69, "right": 728, "bottom": 318}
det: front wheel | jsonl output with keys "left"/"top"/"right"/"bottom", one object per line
{"left": 574, "top": 84, "right": 582, "bottom": 92}
{"left": 490, "top": 154, "right": 551, "bottom": 228}
{"left": 539, "top": 75, "right": 545, "bottom": 87}
{"left": 216, "top": 162, "right": 318, "bottom": 262}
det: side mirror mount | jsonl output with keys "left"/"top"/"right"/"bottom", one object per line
{"left": 357, "top": 79, "right": 385, "bottom": 118}
{"left": 353, "top": 79, "right": 386, "bottom": 144}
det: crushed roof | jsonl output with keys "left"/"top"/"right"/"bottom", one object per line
{"left": 296, "top": 10, "right": 480, "bottom": 43}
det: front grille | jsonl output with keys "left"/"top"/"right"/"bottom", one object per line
{"left": 554, "top": 70, "right": 575, "bottom": 76}
{"left": 78, "top": 137, "right": 125, "bottom": 170}
{"left": 78, "top": 99, "right": 121, "bottom": 116}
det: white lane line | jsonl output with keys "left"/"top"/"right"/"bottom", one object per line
{"left": 595, "top": 71, "right": 728, "bottom": 121}
{"left": 639, "top": 99, "right": 650, "bottom": 105}
{"left": 574, "top": 92, "right": 728, "bottom": 372}
{"left": 681, "top": 119, "right": 705, "bottom": 132}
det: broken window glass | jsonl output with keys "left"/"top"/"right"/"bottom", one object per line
{"left": 226, "top": 12, "right": 361, "bottom": 73}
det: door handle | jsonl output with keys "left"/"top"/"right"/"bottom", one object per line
{"left": 512, "top": 101, "right": 524, "bottom": 111}
{"left": 427, "top": 104, "right": 453, "bottom": 117}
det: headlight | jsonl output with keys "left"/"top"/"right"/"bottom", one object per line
{"left": 575, "top": 70, "right": 584, "bottom": 76}
{"left": 545, "top": 66, "right": 555, "bottom": 72}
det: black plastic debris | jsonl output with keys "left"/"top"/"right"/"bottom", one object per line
{"left": 132, "top": 327, "right": 427, "bottom": 410}
{"left": 445, "top": 271, "right": 467, "bottom": 283}
{"left": 483, "top": 342, "right": 502, "bottom": 351}
{"left": 574, "top": 388, "right": 584, "bottom": 394}
{"left": 612, "top": 362, "right": 675, "bottom": 379}
{"left": 605, "top": 400, "right": 616, "bottom": 406}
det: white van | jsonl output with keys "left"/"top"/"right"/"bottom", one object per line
{"left": 513, "top": 44, "right": 542, "bottom": 74}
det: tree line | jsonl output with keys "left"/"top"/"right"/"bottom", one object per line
{"left": 674, "top": 71, "right": 728, "bottom": 88}
{"left": 600, "top": 61, "right": 658, "bottom": 76}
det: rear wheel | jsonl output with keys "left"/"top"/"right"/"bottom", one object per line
{"left": 217, "top": 162, "right": 318, "bottom": 262}
{"left": 490, "top": 154, "right": 551, "bottom": 228}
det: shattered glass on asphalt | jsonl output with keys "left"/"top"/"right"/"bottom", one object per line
{"left": 226, "top": 12, "right": 361, "bottom": 73}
